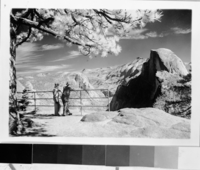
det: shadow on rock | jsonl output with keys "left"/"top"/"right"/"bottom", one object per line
{"left": 27, "top": 114, "right": 56, "bottom": 119}
{"left": 11, "top": 122, "right": 56, "bottom": 137}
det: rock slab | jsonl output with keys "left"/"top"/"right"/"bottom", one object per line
{"left": 81, "top": 108, "right": 190, "bottom": 139}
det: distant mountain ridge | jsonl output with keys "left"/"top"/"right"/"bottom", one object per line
{"left": 17, "top": 57, "right": 148, "bottom": 94}
{"left": 17, "top": 48, "right": 189, "bottom": 94}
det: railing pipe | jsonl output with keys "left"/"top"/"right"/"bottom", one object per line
{"left": 17, "top": 89, "right": 110, "bottom": 115}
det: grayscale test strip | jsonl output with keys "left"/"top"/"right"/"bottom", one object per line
{"left": 0, "top": 144, "right": 180, "bottom": 169}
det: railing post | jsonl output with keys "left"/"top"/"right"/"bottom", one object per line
{"left": 34, "top": 92, "right": 36, "bottom": 112}
{"left": 80, "top": 90, "right": 82, "bottom": 116}
{"left": 107, "top": 89, "right": 110, "bottom": 111}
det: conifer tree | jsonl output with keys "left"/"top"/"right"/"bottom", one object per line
{"left": 10, "top": 8, "right": 163, "bottom": 134}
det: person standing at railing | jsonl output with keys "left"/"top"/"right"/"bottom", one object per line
{"left": 53, "top": 83, "right": 62, "bottom": 116}
{"left": 61, "top": 82, "right": 74, "bottom": 116}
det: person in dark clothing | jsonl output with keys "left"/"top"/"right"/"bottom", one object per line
{"left": 61, "top": 82, "right": 74, "bottom": 116}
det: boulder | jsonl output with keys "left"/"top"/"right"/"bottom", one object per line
{"left": 110, "top": 48, "right": 188, "bottom": 111}
{"left": 81, "top": 111, "right": 119, "bottom": 122}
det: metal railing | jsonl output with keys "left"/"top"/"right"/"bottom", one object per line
{"left": 17, "top": 89, "right": 110, "bottom": 115}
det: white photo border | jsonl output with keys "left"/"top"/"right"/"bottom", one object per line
{"left": 0, "top": 0, "right": 200, "bottom": 146}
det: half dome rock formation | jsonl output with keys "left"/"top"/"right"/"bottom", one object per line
{"left": 153, "top": 48, "right": 188, "bottom": 76}
{"left": 110, "top": 48, "right": 189, "bottom": 111}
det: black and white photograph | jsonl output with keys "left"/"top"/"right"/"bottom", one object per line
{"left": 1, "top": 0, "right": 200, "bottom": 145}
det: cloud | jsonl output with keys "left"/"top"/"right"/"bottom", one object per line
{"left": 16, "top": 43, "right": 64, "bottom": 63}
{"left": 171, "top": 27, "right": 191, "bottom": 34}
{"left": 67, "top": 51, "right": 81, "bottom": 59}
{"left": 16, "top": 42, "right": 72, "bottom": 75}
{"left": 16, "top": 43, "right": 42, "bottom": 65}
{"left": 17, "top": 42, "right": 39, "bottom": 54}
{"left": 18, "top": 64, "right": 71, "bottom": 75}
{"left": 41, "top": 44, "right": 64, "bottom": 50}
{"left": 51, "top": 50, "right": 81, "bottom": 62}
{"left": 120, "top": 28, "right": 147, "bottom": 39}
{"left": 121, "top": 29, "right": 166, "bottom": 40}
{"left": 128, "top": 29, "right": 148, "bottom": 39}
{"left": 145, "top": 32, "right": 159, "bottom": 38}
{"left": 33, "top": 65, "right": 70, "bottom": 73}
{"left": 50, "top": 57, "right": 67, "bottom": 62}
{"left": 113, "top": 26, "right": 191, "bottom": 40}
{"left": 16, "top": 42, "right": 65, "bottom": 67}
{"left": 145, "top": 31, "right": 169, "bottom": 38}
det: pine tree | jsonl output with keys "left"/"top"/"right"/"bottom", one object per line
{"left": 9, "top": 8, "right": 163, "bottom": 134}
{"left": 17, "top": 88, "right": 30, "bottom": 112}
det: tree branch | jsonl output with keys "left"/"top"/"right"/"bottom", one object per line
{"left": 16, "top": 10, "right": 35, "bottom": 47}
{"left": 93, "top": 9, "right": 130, "bottom": 24}
{"left": 16, "top": 9, "right": 31, "bottom": 18}
{"left": 183, "top": 106, "right": 191, "bottom": 114}
{"left": 33, "top": 9, "right": 45, "bottom": 20}
{"left": 16, "top": 27, "right": 32, "bottom": 47}
{"left": 11, "top": 14, "right": 94, "bottom": 48}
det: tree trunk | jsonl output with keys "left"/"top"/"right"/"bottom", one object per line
{"left": 9, "top": 28, "right": 24, "bottom": 135}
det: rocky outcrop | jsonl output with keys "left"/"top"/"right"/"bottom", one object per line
{"left": 155, "top": 48, "right": 188, "bottom": 76}
{"left": 81, "top": 58, "right": 147, "bottom": 96}
{"left": 16, "top": 80, "right": 25, "bottom": 92}
{"left": 75, "top": 73, "right": 104, "bottom": 97}
{"left": 73, "top": 73, "right": 106, "bottom": 109}
{"left": 185, "top": 62, "right": 191, "bottom": 72}
{"left": 154, "top": 71, "right": 191, "bottom": 118}
{"left": 81, "top": 108, "right": 190, "bottom": 138}
{"left": 110, "top": 48, "right": 188, "bottom": 111}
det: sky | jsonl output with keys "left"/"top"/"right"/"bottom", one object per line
{"left": 16, "top": 10, "right": 192, "bottom": 76}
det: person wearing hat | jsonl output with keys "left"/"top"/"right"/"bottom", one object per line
{"left": 61, "top": 82, "right": 74, "bottom": 116}
{"left": 53, "top": 83, "right": 62, "bottom": 116}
